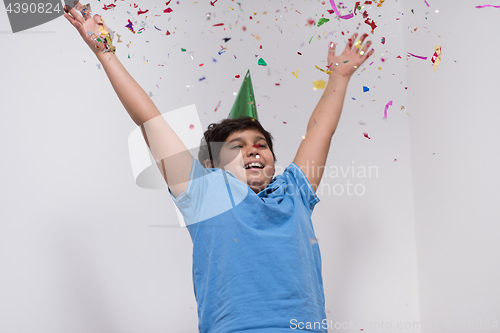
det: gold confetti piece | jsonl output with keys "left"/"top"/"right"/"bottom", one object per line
{"left": 401, "top": 106, "right": 406, "bottom": 110}
{"left": 116, "top": 33, "right": 122, "bottom": 43}
{"left": 313, "top": 80, "right": 326, "bottom": 90}
{"left": 354, "top": 39, "right": 362, "bottom": 49}
{"left": 292, "top": 69, "right": 300, "bottom": 78}
{"left": 229, "top": 6, "right": 233, "bottom": 10}
{"left": 432, "top": 44, "right": 442, "bottom": 72}
{"left": 315, "top": 65, "right": 332, "bottom": 75}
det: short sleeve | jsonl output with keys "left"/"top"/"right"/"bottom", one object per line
{"left": 284, "top": 162, "right": 320, "bottom": 212}
{"left": 168, "top": 155, "right": 211, "bottom": 222}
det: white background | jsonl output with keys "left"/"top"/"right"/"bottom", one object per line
{"left": 0, "top": 0, "right": 498, "bottom": 332}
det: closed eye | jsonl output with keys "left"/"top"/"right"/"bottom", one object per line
{"left": 232, "top": 144, "right": 267, "bottom": 149}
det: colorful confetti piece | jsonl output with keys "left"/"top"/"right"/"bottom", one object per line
{"left": 407, "top": 52, "right": 427, "bottom": 60}
{"left": 313, "top": 80, "right": 326, "bottom": 90}
{"left": 328, "top": 0, "right": 355, "bottom": 19}
{"left": 258, "top": 58, "right": 268, "bottom": 66}
{"left": 292, "top": 69, "right": 300, "bottom": 78}
{"left": 383, "top": 100, "right": 393, "bottom": 119}
{"left": 315, "top": 65, "right": 332, "bottom": 75}
{"left": 363, "top": 133, "right": 371, "bottom": 139}
{"left": 475, "top": 4, "right": 500, "bottom": 8}
{"left": 317, "top": 18, "right": 330, "bottom": 27}
{"left": 431, "top": 44, "right": 441, "bottom": 72}
{"left": 363, "top": 86, "right": 369, "bottom": 92}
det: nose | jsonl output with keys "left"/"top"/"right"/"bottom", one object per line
{"left": 246, "top": 144, "right": 261, "bottom": 158}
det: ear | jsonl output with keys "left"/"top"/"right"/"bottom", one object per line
{"left": 203, "top": 159, "right": 214, "bottom": 168}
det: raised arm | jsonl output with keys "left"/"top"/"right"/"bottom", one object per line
{"left": 293, "top": 33, "right": 374, "bottom": 192}
{"left": 63, "top": 3, "right": 193, "bottom": 197}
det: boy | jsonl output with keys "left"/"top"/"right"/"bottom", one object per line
{"left": 64, "top": 3, "right": 373, "bottom": 332}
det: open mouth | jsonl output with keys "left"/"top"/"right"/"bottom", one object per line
{"left": 244, "top": 162, "right": 264, "bottom": 170}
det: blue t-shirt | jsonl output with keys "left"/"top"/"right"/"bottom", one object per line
{"left": 168, "top": 155, "right": 327, "bottom": 333}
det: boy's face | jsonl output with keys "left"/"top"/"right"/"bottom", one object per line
{"left": 207, "top": 129, "right": 275, "bottom": 194}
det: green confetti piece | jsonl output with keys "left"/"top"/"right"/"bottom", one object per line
{"left": 343, "top": 60, "right": 349, "bottom": 63}
{"left": 128, "top": 54, "right": 130, "bottom": 58}
{"left": 317, "top": 18, "right": 330, "bottom": 27}
{"left": 181, "top": 48, "right": 186, "bottom": 52}
{"left": 258, "top": 58, "right": 267, "bottom": 66}
{"left": 309, "top": 35, "right": 313, "bottom": 44}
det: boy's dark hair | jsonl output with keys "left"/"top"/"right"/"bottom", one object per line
{"left": 198, "top": 117, "right": 277, "bottom": 168}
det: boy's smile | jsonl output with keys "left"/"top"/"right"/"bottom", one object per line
{"left": 219, "top": 129, "right": 276, "bottom": 194}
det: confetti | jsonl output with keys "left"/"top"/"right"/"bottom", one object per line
{"left": 363, "top": 86, "right": 369, "bottom": 92}
{"left": 313, "top": 80, "right": 326, "bottom": 90}
{"left": 292, "top": 69, "right": 300, "bottom": 78}
{"left": 164, "top": 7, "right": 173, "bottom": 13}
{"left": 125, "top": 19, "right": 135, "bottom": 34}
{"left": 431, "top": 44, "right": 441, "bottom": 72}
{"left": 364, "top": 18, "right": 377, "bottom": 32}
{"left": 214, "top": 100, "right": 222, "bottom": 112}
{"left": 424, "top": 0, "right": 430, "bottom": 6}
{"left": 383, "top": 100, "right": 393, "bottom": 119}
{"left": 102, "top": 3, "right": 116, "bottom": 10}
{"left": 363, "top": 133, "right": 371, "bottom": 139}
{"left": 317, "top": 18, "right": 330, "bottom": 27}
{"left": 181, "top": 48, "right": 186, "bottom": 52}
{"left": 476, "top": 4, "right": 500, "bottom": 8}
{"left": 376, "top": 0, "right": 385, "bottom": 7}
{"left": 199, "top": 77, "right": 206, "bottom": 81}
{"left": 138, "top": 8, "right": 149, "bottom": 15}
{"left": 328, "top": 0, "right": 355, "bottom": 19}
{"left": 381, "top": 37, "right": 386, "bottom": 44}
{"left": 407, "top": 52, "right": 427, "bottom": 60}
{"left": 315, "top": 65, "right": 332, "bottom": 75}
{"left": 213, "top": 23, "right": 225, "bottom": 26}
{"left": 258, "top": 58, "right": 268, "bottom": 66}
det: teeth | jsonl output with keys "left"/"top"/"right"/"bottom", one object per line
{"left": 245, "top": 162, "right": 264, "bottom": 169}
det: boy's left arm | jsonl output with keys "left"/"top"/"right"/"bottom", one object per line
{"left": 293, "top": 33, "right": 374, "bottom": 192}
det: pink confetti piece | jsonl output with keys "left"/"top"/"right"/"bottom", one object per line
{"left": 214, "top": 100, "right": 222, "bottom": 112}
{"left": 383, "top": 101, "right": 393, "bottom": 119}
{"left": 329, "top": 0, "right": 355, "bottom": 19}
{"left": 475, "top": 4, "right": 500, "bottom": 8}
{"left": 407, "top": 52, "right": 428, "bottom": 60}
{"left": 424, "top": 0, "right": 430, "bottom": 7}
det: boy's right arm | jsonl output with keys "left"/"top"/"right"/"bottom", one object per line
{"left": 64, "top": 3, "right": 192, "bottom": 197}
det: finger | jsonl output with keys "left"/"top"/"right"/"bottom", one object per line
{"left": 359, "top": 40, "right": 372, "bottom": 56}
{"left": 64, "top": 4, "right": 85, "bottom": 25}
{"left": 354, "top": 34, "right": 368, "bottom": 53}
{"left": 81, "top": 3, "right": 92, "bottom": 21}
{"left": 362, "top": 49, "right": 375, "bottom": 61}
{"left": 355, "top": 33, "right": 369, "bottom": 53}
{"left": 329, "top": 41, "right": 336, "bottom": 56}
{"left": 345, "top": 33, "right": 358, "bottom": 53}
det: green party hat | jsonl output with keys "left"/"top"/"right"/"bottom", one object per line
{"left": 227, "top": 70, "right": 259, "bottom": 121}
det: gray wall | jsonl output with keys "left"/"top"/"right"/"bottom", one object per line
{"left": 2, "top": 1, "right": 494, "bottom": 332}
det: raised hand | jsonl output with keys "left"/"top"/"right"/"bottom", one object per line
{"left": 327, "top": 33, "right": 374, "bottom": 79}
{"left": 63, "top": 2, "right": 114, "bottom": 55}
